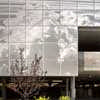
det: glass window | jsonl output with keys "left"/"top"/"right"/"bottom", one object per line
{"left": 84, "top": 52, "right": 100, "bottom": 71}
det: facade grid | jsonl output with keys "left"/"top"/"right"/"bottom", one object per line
{"left": 0, "top": 0, "right": 100, "bottom": 76}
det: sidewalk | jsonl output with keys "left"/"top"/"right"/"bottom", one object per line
{"left": 78, "top": 98, "right": 100, "bottom": 100}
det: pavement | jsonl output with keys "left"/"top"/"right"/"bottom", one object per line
{"left": 78, "top": 98, "right": 100, "bottom": 100}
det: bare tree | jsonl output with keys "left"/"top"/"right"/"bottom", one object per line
{"left": 9, "top": 48, "right": 47, "bottom": 100}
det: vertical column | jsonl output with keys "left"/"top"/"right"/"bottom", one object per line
{"left": 88, "top": 84, "right": 93, "bottom": 98}
{"left": 2, "top": 79, "right": 6, "bottom": 100}
{"left": 88, "top": 88, "right": 92, "bottom": 97}
{"left": 71, "top": 77, "right": 76, "bottom": 100}
{"left": 66, "top": 78, "right": 69, "bottom": 96}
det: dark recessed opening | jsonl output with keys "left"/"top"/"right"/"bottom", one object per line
{"left": 78, "top": 27, "right": 100, "bottom": 51}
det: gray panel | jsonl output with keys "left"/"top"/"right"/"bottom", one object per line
{"left": 0, "top": 59, "right": 9, "bottom": 76}
{"left": 61, "top": 55, "right": 78, "bottom": 76}
{"left": 95, "top": 11, "right": 100, "bottom": 26}
{"left": 58, "top": 26, "right": 78, "bottom": 76}
{"left": 43, "top": 10, "right": 60, "bottom": 26}
{"left": 26, "top": 0, "right": 43, "bottom": 10}
{"left": 9, "top": 0, "right": 25, "bottom": 26}
{"left": 0, "top": 43, "right": 9, "bottom": 76}
{"left": 0, "top": 43, "right": 8, "bottom": 59}
{"left": 44, "top": 43, "right": 59, "bottom": 60}
{"left": 62, "top": 0, "right": 78, "bottom": 1}
{"left": 78, "top": 10, "right": 95, "bottom": 26}
{"left": 43, "top": 26, "right": 60, "bottom": 42}
{"left": 95, "top": 3, "right": 100, "bottom": 10}
{"left": 26, "top": 26, "right": 43, "bottom": 43}
{"left": 60, "top": 10, "right": 77, "bottom": 25}
{"left": 95, "top": 0, "right": 100, "bottom": 2}
{"left": 0, "top": 0, "right": 8, "bottom": 31}
{"left": 61, "top": 1, "right": 77, "bottom": 10}
{"left": 44, "top": 59, "right": 60, "bottom": 76}
{"left": 26, "top": 43, "right": 43, "bottom": 59}
{"left": 9, "top": 26, "right": 25, "bottom": 43}
{"left": 26, "top": 10, "right": 43, "bottom": 26}
{"left": 0, "top": 26, "right": 8, "bottom": 43}
{"left": 95, "top": 5, "right": 100, "bottom": 26}
{"left": 9, "top": 0, "right": 25, "bottom": 3}
{"left": 78, "top": 0, "right": 93, "bottom": 2}
{"left": 9, "top": 43, "right": 26, "bottom": 59}
{"left": 44, "top": 0, "right": 60, "bottom": 9}
{"left": 0, "top": 0, "right": 79, "bottom": 76}
{"left": 78, "top": 2, "right": 93, "bottom": 10}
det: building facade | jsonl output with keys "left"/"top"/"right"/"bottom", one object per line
{"left": 0, "top": 0, "right": 100, "bottom": 99}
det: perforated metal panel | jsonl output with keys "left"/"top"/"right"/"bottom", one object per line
{"left": 2, "top": 0, "right": 100, "bottom": 76}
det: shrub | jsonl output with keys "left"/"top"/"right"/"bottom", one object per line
{"left": 0, "top": 98, "right": 2, "bottom": 100}
{"left": 35, "top": 96, "right": 50, "bottom": 100}
{"left": 33, "top": 96, "right": 71, "bottom": 100}
{"left": 59, "top": 96, "right": 70, "bottom": 100}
